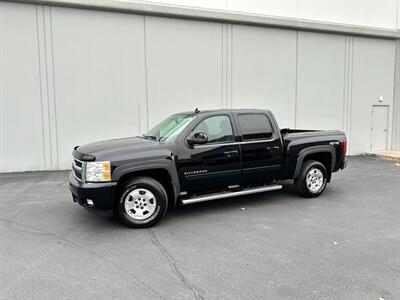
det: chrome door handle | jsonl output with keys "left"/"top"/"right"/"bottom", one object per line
{"left": 266, "top": 146, "right": 279, "bottom": 151}
{"left": 224, "top": 150, "right": 238, "bottom": 156}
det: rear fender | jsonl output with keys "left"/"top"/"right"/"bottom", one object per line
{"left": 293, "top": 145, "right": 336, "bottom": 181}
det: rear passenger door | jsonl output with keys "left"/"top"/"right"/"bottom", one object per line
{"left": 236, "top": 113, "right": 282, "bottom": 186}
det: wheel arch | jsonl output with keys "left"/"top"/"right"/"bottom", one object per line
{"left": 113, "top": 161, "right": 180, "bottom": 208}
{"left": 293, "top": 146, "right": 336, "bottom": 182}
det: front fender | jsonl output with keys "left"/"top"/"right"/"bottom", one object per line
{"left": 112, "top": 158, "right": 180, "bottom": 204}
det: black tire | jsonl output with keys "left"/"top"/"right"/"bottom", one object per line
{"left": 117, "top": 177, "right": 168, "bottom": 228}
{"left": 294, "top": 160, "right": 328, "bottom": 198}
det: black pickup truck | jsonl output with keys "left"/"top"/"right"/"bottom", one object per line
{"left": 70, "top": 109, "right": 347, "bottom": 228}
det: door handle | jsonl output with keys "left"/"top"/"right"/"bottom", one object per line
{"left": 224, "top": 150, "right": 238, "bottom": 156}
{"left": 266, "top": 146, "right": 279, "bottom": 151}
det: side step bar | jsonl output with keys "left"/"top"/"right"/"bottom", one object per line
{"left": 181, "top": 184, "right": 282, "bottom": 205}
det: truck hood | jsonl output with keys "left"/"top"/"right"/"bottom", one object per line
{"left": 74, "top": 137, "right": 159, "bottom": 161}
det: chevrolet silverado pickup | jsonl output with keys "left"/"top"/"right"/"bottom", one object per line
{"left": 69, "top": 109, "right": 347, "bottom": 228}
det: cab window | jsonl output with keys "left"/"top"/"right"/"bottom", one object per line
{"left": 238, "top": 113, "right": 274, "bottom": 141}
{"left": 191, "top": 115, "right": 234, "bottom": 144}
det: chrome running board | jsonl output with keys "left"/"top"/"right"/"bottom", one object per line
{"left": 181, "top": 184, "right": 282, "bottom": 205}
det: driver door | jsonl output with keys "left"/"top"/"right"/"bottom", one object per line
{"left": 177, "top": 114, "right": 241, "bottom": 194}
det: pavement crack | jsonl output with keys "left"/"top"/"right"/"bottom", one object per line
{"left": 0, "top": 218, "right": 165, "bottom": 299}
{"left": 148, "top": 228, "right": 204, "bottom": 300}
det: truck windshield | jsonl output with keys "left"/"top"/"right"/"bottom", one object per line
{"left": 143, "top": 114, "right": 195, "bottom": 142}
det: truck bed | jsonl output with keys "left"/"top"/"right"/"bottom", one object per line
{"left": 280, "top": 128, "right": 342, "bottom": 138}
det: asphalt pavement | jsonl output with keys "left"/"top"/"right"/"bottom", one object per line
{"left": 0, "top": 156, "right": 399, "bottom": 300}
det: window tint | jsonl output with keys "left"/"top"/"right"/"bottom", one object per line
{"left": 145, "top": 114, "right": 195, "bottom": 142}
{"left": 238, "top": 114, "right": 273, "bottom": 141}
{"left": 191, "top": 115, "right": 234, "bottom": 144}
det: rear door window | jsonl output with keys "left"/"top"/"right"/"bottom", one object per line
{"left": 238, "top": 114, "right": 274, "bottom": 141}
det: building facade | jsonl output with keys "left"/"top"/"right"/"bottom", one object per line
{"left": 0, "top": 0, "right": 399, "bottom": 172}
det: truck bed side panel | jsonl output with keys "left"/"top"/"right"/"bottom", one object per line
{"left": 282, "top": 131, "right": 346, "bottom": 180}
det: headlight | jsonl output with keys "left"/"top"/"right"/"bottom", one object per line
{"left": 85, "top": 161, "right": 111, "bottom": 182}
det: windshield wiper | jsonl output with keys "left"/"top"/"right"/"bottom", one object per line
{"left": 142, "top": 134, "right": 159, "bottom": 141}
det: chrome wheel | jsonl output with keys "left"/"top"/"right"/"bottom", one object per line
{"left": 306, "top": 168, "right": 324, "bottom": 193}
{"left": 124, "top": 188, "right": 157, "bottom": 220}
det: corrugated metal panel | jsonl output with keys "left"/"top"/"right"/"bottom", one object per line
{"left": 231, "top": 25, "right": 297, "bottom": 128}
{"left": 50, "top": 7, "right": 147, "bottom": 169}
{"left": 0, "top": 2, "right": 45, "bottom": 172}
{"left": 145, "top": 16, "right": 223, "bottom": 127}
{"left": 296, "top": 31, "right": 346, "bottom": 131}
{"left": 350, "top": 37, "right": 396, "bottom": 154}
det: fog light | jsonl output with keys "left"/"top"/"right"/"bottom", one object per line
{"left": 86, "top": 199, "right": 94, "bottom": 206}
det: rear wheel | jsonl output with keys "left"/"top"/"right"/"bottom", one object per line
{"left": 118, "top": 177, "right": 168, "bottom": 228}
{"left": 294, "top": 160, "right": 327, "bottom": 198}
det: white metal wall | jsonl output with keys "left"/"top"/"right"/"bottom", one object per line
{"left": 0, "top": 1, "right": 397, "bottom": 172}
{"left": 145, "top": 17, "right": 223, "bottom": 126}
{"left": 350, "top": 37, "right": 396, "bottom": 154}
{"left": 0, "top": 2, "right": 45, "bottom": 171}
{"left": 51, "top": 7, "right": 147, "bottom": 169}
{"left": 231, "top": 25, "right": 297, "bottom": 128}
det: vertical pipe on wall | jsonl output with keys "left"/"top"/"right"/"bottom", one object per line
{"left": 392, "top": 39, "right": 400, "bottom": 150}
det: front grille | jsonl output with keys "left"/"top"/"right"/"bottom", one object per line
{"left": 74, "top": 159, "right": 82, "bottom": 168}
{"left": 72, "top": 159, "right": 84, "bottom": 181}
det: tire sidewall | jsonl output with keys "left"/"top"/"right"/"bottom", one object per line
{"left": 301, "top": 161, "right": 327, "bottom": 196}
{"left": 118, "top": 180, "right": 167, "bottom": 227}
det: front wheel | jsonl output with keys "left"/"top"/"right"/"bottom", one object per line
{"left": 294, "top": 160, "right": 328, "bottom": 198}
{"left": 117, "top": 177, "right": 168, "bottom": 228}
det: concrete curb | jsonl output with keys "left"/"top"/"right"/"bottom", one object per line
{"left": 365, "top": 152, "right": 400, "bottom": 162}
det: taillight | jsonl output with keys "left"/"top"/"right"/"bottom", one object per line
{"left": 342, "top": 138, "right": 347, "bottom": 156}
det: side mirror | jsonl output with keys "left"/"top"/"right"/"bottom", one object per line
{"left": 187, "top": 132, "right": 208, "bottom": 146}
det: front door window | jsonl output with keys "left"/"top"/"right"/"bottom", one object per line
{"left": 191, "top": 115, "right": 234, "bottom": 144}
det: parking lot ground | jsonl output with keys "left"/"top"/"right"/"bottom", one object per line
{"left": 0, "top": 156, "right": 399, "bottom": 300}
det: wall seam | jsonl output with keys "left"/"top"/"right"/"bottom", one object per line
{"left": 294, "top": 31, "right": 299, "bottom": 128}
{"left": 42, "top": 5, "right": 53, "bottom": 169}
{"left": 220, "top": 23, "right": 223, "bottom": 108}
{"left": 342, "top": 36, "right": 348, "bottom": 132}
{"left": 49, "top": 6, "right": 59, "bottom": 169}
{"left": 36, "top": 5, "right": 47, "bottom": 169}
{"left": 225, "top": 24, "right": 232, "bottom": 108}
{"left": 224, "top": 24, "right": 229, "bottom": 108}
{"left": 392, "top": 39, "right": 400, "bottom": 150}
{"left": 348, "top": 36, "right": 354, "bottom": 152}
{"left": 143, "top": 15, "right": 149, "bottom": 131}
{"left": 396, "top": 0, "right": 400, "bottom": 30}
{"left": 229, "top": 24, "right": 233, "bottom": 109}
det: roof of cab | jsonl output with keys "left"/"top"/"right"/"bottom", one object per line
{"left": 177, "top": 108, "right": 271, "bottom": 116}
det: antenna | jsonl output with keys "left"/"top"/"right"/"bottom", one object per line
{"left": 194, "top": 108, "right": 200, "bottom": 113}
